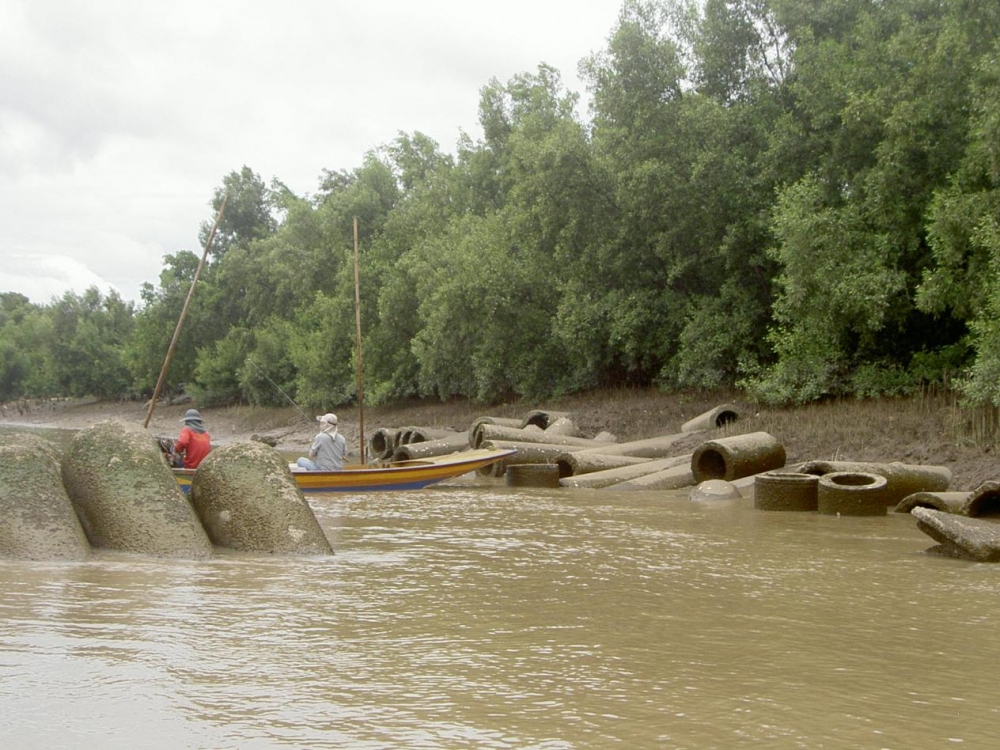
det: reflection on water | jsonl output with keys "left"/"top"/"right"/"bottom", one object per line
{"left": 4, "top": 462, "right": 1000, "bottom": 747}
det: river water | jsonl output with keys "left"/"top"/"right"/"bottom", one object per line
{"left": 3, "top": 456, "right": 1000, "bottom": 748}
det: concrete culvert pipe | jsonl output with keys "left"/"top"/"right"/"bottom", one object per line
{"left": 963, "top": 481, "right": 1000, "bottom": 518}
{"left": 560, "top": 454, "right": 692, "bottom": 490}
{"left": 817, "top": 472, "right": 888, "bottom": 516}
{"left": 574, "top": 434, "right": 683, "bottom": 459}
{"left": 754, "top": 472, "right": 820, "bottom": 512}
{"left": 800, "top": 461, "right": 951, "bottom": 507}
{"left": 544, "top": 417, "right": 584, "bottom": 438}
{"left": 399, "top": 426, "right": 459, "bottom": 445}
{"left": 474, "top": 423, "right": 602, "bottom": 450}
{"left": 554, "top": 451, "right": 651, "bottom": 478}
{"left": 392, "top": 433, "right": 472, "bottom": 461}
{"left": 506, "top": 463, "right": 561, "bottom": 488}
{"left": 521, "top": 410, "right": 572, "bottom": 430}
{"left": 895, "top": 491, "right": 971, "bottom": 515}
{"left": 691, "top": 431, "right": 786, "bottom": 483}
{"left": 681, "top": 404, "right": 742, "bottom": 433}
{"left": 911, "top": 507, "right": 1000, "bottom": 562}
{"left": 369, "top": 427, "right": 401, "bottom": 459}
{"left": 469, "top": 417, "right": 523, "bottom": 447}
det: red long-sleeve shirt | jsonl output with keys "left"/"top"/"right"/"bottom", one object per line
{"left": 175, "top": 427, "right": 211, "bottom": 468}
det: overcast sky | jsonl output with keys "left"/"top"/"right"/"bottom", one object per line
{"left": 1, "top": 0, "right": 624, "bottom": 306}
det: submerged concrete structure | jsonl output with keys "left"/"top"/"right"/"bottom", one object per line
{"left": 912, "top": 507, "right": 1000, "bottom": 562}
{"left": 190, "top": 441, "right": 333, "bottom": 555}
{"left": 61, "top": 421, "right": 213, "bottom": 558}
{"left": 0, "top": 432, "right": 91, "bottom": 560}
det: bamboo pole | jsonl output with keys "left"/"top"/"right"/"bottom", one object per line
{"left": 353, "top": 217, "right": 366, "bottom": 464}
{"left": 143, "top": 195, "right": 228, "bottom": 429}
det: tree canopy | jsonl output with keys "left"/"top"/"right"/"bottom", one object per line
{"left": 5, "top": 0, "right": 1000, "bottom": 411}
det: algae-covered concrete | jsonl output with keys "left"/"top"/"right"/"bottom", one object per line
{"left": 505, "top": 463, "right": 561, "bottom": 488}
{"left": 60, "top": 420, "right": 213, "bottom": 558}
{"left": 817, "top": 472, "right": 888, "bottom": 516}
{"left": 691, "top": 431, "right": 786, "bottom": 483}
{"left": 753, "top": 471, "right": 819, "bottom": 512}
{"left": 690, "top": 480, "right": 742, "bottom": 502}
{"left": 963, "top": 481, "right": 1000, "bottom": 517}
{"left": 0, "top": 432, "right": 91, "bottom": 560}
{"left": 912, "top": 507, "right": 1000, "bottom": 562}
{"left": 681, "top": 403, "right": 742, "bottom": 433}
{"left": 895, "top": 491, "right": 971, "bottom": 515}
{"left": 800, "top": 461, "right": 951, "bottom": 507}
{"left": 190, "top": 441, "right": 333, "bottom": 555}
{"left": 559, "top": 453, "right": 691, "bottom": 490}
{"left": 609, "top": 462, "right": 695, "bottom": 491}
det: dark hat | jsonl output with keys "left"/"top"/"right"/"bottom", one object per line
{"left": 180, "top": 408, "right": 203, "bottom": 423}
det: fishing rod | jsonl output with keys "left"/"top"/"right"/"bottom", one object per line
{"left": 143, "top": 195, "right": 227, "bottom": 429}
{"left": 244, "top": 357, "right": 311, "bottom": 424}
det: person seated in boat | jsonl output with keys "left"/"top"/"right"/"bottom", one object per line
{"left": 296, "top": 412, "right": 347, "bottom": 471}
{"left": 172, "top": 408, "right": 212, "bottom": 469}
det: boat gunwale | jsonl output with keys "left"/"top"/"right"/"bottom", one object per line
{"left": 171, "top": 447, "right": 516, "bottom": 492}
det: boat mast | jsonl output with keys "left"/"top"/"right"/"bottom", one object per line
{"left": 353, "top": 216, "right": 366, "bottom": 463}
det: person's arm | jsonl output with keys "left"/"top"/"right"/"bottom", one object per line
{"left": 170, "top": 428, "right": 189, "bottom": 465}
{"left": 309, "top": 433, "right": 323, "bottom": 458}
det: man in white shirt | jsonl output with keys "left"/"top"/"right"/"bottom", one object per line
{"left": 296, "top": 413, "right": 348, "bottom": 471}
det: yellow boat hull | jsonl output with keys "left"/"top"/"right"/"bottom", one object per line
{"left": 173, "top": 447, "right": 516, "bottom": 494}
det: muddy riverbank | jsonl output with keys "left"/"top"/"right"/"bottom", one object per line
{"left": 3, "top": 388, "right": 998, "bottom": 490}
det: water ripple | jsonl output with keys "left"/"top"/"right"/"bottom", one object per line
{"left": 3, "top": 486, "right": 1000, "bottom": 747}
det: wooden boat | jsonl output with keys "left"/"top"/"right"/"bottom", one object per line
{"left": 172, "top": 447, "right": 516, "bottom": 494}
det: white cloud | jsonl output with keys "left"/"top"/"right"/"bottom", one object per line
{"left": 0, "top": 0, "right": 623, "bottom": 305}
{"left": 0, "top": 252, "right": 117, "bottom": 304}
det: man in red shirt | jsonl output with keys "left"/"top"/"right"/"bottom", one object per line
{"left": 173, "top": 408, "right": 212, "bottom": 468}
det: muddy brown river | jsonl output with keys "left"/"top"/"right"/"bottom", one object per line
{"left": 3, "top": 461, "right": 1000, "bottom": 747}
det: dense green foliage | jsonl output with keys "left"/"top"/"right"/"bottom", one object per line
{"left": 4, "top": 0, "right": 1000, "bottom": 408}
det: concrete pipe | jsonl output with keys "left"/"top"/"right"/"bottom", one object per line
{"left": 506, "top": 463, "right": 561, "bottom": 488}
{"left": 681, "top": 404, "right": 742, "bottom": 433}
{"left": 553, "top": 451, "right": 651, "bottom": 478}
{"left": 369, "top": 427, "right": 402, "bottom": 459}
{"left": 895, "top": 491, "right": 971, "bottom": 515}
{"left": 817, "top": 472, "right": 889, "bottom": 516}
{"left": 521, "top": 410, "right": 572, "bottom": 430}
{"left": 606, "top": 463, "right": 695, "bottom": 492}
{"left": 691, "top": 431, "right": 786, "bottom": 483}
{"left": 469, "top": 417, "right": 523, "bottom": 447}
{"left": 399, "top": 426, "right": 460, "bottom": 445}
{"left": 544, "top": 417, "right": 585, "bottom": 438}
{"left": 574, "top": 433, "right": 684, "bottom": 459}
{"left": 800, "top": 461, "right": 951, "bottom": 507}
{"left": 559, "top": 454, "right": 691, "bottom": 490}
{"left": 963, "top": 481, "right": 1000, "bottom": 518}
{"left": 473, "top": 423, "right": 604, "bottom": 450}
{"left": 911, "top": 507, "right": 1000, "bottom": 562}
{"left": 392, "top": 432, "right": 472, "bottom": 461}
{"left": 754, "top": 471, "right": 819, "bottom": 512}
